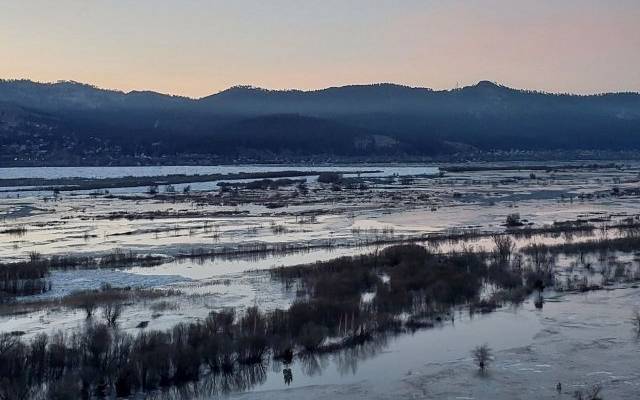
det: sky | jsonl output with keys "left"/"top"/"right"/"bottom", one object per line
{"left": 1, "top": 0, "right": 639, "bottom": 97}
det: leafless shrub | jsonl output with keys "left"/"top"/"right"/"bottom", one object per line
{"left": 505, "top": 213, "right": 523, "bottom": 227}
{"left": 149, "top": 300, "right": 180, "bottom": 312}
{"left": 28, "top": 251, "right": 42, "bottom": 262}
{"left": 317, "top": 172, "right": 342, "bottom": 184}
{"left": 0, "top": 333, "right": 18, "bottom": 357}
{"left": 64, "top": 287, "right": 178, "bottom": 319}
{"left": 270, "top": 223, "right": 288, "bottom": 235}
{"left": 103, "top": 303, "right": 123, "bottom": 327}
{"left": 493, "top": 234, "right": 515, "bottom": 263}
{"left": 298, "top": 322, "right": 328, "bottom": 351}
{"left": 573, "top": 384, "right": 603, "bottom": 400}
{"left": 0, "top": 226, "right": 27, "bottom": 236}
{"left": 472, "top": 344, "right": 492, "bottom": 372}
{"left": 632, "top": 309, "right": 640, "bottom": 332}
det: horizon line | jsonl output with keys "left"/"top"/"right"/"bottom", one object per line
{"left": 1, "top": 77, "right": 639, "bottom": 100}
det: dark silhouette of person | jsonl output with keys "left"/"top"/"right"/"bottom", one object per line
{"left": 556, "top": 382, "right": 562, "bottom": 393}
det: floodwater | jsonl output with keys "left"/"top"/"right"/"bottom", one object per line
{"left": 227, "top": 286, "right": 640, "bottom": 400}
{"left": 2, "top": 162, "right": 640, "bottom": 399}
{"left": 0, "top": 164, "right": 440, "bottom": 180}
{"left": 254, "top": 302, "right": 541, "bottom": 392}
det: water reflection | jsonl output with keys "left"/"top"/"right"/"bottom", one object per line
{"left": 150, "top": 363, "right": 268, "bottom": 399}
{"left": 534, "top": 293, "right": 544, "bottom": 309}
{"left": 333, "top": 334, "right": 390, "bottom": 376}
{"left": 149, "top": 330, "right": 393, "bottom": 399}
{"left": 148, "top": 304, "right": 540, "bottom": 400}
{"left": 283, "top": 367, "right": 293, "bottom": 385}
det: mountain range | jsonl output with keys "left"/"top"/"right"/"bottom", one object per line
{"left": 1, "top": 79, "right": 639, "bottom": 165}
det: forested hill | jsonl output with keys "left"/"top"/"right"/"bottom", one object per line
{"left": 1, "top": 79, "right": 639, "bottom": 165}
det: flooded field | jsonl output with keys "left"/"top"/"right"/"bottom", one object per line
{"left": 229, "top": 287, "right": 640, "bottom": 400}
{"left": 2, "top": 162, "right": 640, "bottom": 399}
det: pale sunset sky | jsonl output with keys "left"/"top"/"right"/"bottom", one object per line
{"left": 1, "top": 0, "right": 639, "bottom": 97}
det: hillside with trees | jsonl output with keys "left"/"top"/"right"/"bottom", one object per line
{"left": 1, "top": 79, "right": 639, "bottom": 165}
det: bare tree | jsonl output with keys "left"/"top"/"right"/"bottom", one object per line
{"left": 28, "top": 251, "right": 41, "bottom": 262}
{"left": 472, "top": 344, "right": 492, "bottom": 372}
{"left": 492, "top": 234, "right": 515, "bottom": 263}
{"left": 0, "top": 333, "right": 18, "bottom": 357}
{"left": 573, "top": 384, "right": 603, "bottom": 400}
{"left": 632, "top": 309, "right": 640, "bottom": 333}
{"left": 103, "top": 303, "right": 123, "bottom": 327}
{"left": 82, "top": 297, "right": 97, "bottom": 319}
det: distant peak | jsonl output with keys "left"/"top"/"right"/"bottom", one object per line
{"left": 457, "top": 80, "right": 510, "bottom": 93}
{"left": 475, "top": 80, "right": 500, "bottom": 88}
{"left": 225, "top": 85, "right": 269, "bottom": 93}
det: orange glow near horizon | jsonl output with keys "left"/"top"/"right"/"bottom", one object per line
{"left": 1, "top": 0, "right": 639, "bottom": 98}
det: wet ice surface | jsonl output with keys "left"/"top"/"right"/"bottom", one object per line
{"left": 2, "top": 270, "right": 295, "bottom": 339}
{"left": 0, "top": 188, "right": 633, "bottom": 261}
{"left": 2, "top": 162, "right": 640, "bottom": 264}
{"left": 24, "top": 269, "right": 190, "bottom": 300}
{"left": 0, "top": 165, "right": 439, "bottom": 180}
